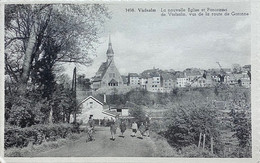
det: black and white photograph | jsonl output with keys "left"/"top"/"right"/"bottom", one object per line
{"left": 2, "top": 1, "right": 253, "bottom": 160}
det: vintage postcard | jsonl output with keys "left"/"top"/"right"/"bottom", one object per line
{"left": 0, "top": 0, "right": 259, "bottom": 163}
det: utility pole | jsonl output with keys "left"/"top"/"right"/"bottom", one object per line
{"left": 72, "top": 67, "right": 77, "bottom": 123}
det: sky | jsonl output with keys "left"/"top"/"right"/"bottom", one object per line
{"left": 64, "top": 2, "right": 250, "bottom": 78}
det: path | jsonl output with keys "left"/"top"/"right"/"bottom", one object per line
{"left": 35, "top": 127, "right": 156, "bottom": 157}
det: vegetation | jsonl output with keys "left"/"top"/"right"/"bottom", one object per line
{"left": 4, "top": 4, "right": 110, "bottom": 154}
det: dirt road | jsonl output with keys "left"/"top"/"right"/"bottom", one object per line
{"left": 36, "top": 127, "right": 156, "bottom": 157}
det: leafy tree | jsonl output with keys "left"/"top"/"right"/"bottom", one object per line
{"left": 5, "top": 4, "right": 110, "bottom": 86}
{"left": 163, "top": 101, "right": 222, "bottom": 154}
{"left": 5, "top": 4, "right": 110, "bottom": 125}
{"left": 129, "top": 105, "right": 146, "bottom": 123}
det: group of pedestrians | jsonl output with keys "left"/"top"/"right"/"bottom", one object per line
{"left": 85, "top": 115, "right": 151, "bottom": 142}
{"left": 130, "top": 121, "right": 150, "bottom": 139}
{"left": 109, "top": 117, "right": 150, "bottom": 141}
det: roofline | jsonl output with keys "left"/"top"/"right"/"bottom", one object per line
{"left": 102, "top": 111, "right": 119, "bottom": 117}
{"left": 78, "top": 95, "right": 104, "bottom": 107}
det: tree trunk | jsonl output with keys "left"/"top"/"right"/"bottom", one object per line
{"left": 21, "top": 22, "right": 38, "bottom": 84}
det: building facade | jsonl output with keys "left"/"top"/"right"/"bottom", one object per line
{"left": 92, "top": 36, "right": 123, "bottom": 90}
{"left": 128, "top": 73, "right": 140, "bottom": 86}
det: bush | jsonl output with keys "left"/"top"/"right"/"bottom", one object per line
{"left": 4, "top": 123, "right": 76, "bottom": 149}
{"left": 180, "top": 144, "right": 218, "bottom": 158}
{"left": 150, "top": 132, "right": 178, "bottom": 157}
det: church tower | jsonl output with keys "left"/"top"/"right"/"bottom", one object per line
{"left": 92, "top": 35, "right": 123, "bottom": 90}
{"left": 106, "top": 35, "right": 114, "bottom": 63}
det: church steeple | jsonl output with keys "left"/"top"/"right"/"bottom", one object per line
{"left": 106, "top": 35, "right": 114, "bottom": 61}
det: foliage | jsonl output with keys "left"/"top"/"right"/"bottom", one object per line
{"left": 163, "top": 100, "right": 222, "bottom": 153}
{"left": 5, "top": 132, "right": 85, "bottom": 157}
{"left": 129, "top": 105, "right": 146, "bottom": 123}
{"left": 4, "top": 123, "right": 79, "bottom": 149}
{"left": 180, "top": 144, "right": 218, "bottom": 158}
{"left": 149, "top": 132, "right": 178, "bottom": 157}
{"left": 4, "top": 4, "right": 110, "bottom": 127}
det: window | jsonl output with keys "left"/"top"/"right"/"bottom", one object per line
{"left": 113, "top": 73, "right": 115, "bottom": 77}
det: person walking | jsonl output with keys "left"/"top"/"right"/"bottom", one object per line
{"left": 86, "top": 115, "right": 95, "bottom": 142}
{"left": 145, "top": 116, "right": 151, "bottom": 137}
{"left": 139, "top": 122, "right": 146, "bottom": 139}
{"left": 110, "top": 117, "right": 117, "bottom": 141}
{"left": 131, "top": 121, "right": 138, "bottom": 137}
{"left": 119, "top": 119, "right": 127, "bottom": 137}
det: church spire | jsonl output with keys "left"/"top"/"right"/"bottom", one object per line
{"left": 106, "top": 35, "right": 114, "bottom": 64}
{"left": 106, "top": 35, "right": 114, "bottom": 55}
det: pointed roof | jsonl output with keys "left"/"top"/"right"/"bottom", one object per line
{"left": 108, "top": 78, "right": 118, "bottom": 84}
{"left": 93, "top": 60, "right": 113, "bottom": 82}
{"left": 78, "top": 95, "right": 104, "bottom": 107}
{"left": 106, "top": 35, "right": 114, "bottom": 54}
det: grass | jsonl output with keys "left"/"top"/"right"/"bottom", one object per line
{"left": 5, "top": 132, "right": 85, "bottom": 157}
{"left": 149, "top": 132, "right": 179, "bottom": 157}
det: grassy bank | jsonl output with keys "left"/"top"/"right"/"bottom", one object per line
{"left": 149, "top": 132, "right": 179, "bottom": 157}
{"left": 5, "top": 132, "right": 85, "bottom": 157}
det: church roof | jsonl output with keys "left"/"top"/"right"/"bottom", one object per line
{"left": 93, "top": 60, "right": 113, "bottom": 82}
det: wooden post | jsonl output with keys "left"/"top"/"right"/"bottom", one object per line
{"left": 202, "top": 134, "right": 206, "bottom": 151}
{"left": 198, "top": 133, "right": 202, "bottom": 148}
{"left": 210, "top": 137, "right": 213, "bottom": 154}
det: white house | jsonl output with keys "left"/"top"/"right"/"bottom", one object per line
{"left": 77, "top": 95, "right": 106, "bottom": 123}
{"left": 128, "top": 73, "right": 140, "bottom": 86}
{"left": 176, "top": 77, "right": 188, "bottom": 88}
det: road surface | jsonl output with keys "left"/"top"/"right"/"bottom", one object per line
{"left": 35, "top": 127, "right": 156, "bottom": 157}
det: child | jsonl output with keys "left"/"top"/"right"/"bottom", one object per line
{"left": 110, "top": 117, "right": 116, "bottom": 140}
{"left": 131, "top": 121, "right": 138, "bottom": 137}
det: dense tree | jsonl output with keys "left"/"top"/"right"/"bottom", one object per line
{"left": 5, "top": 4, "right": 110, "bottom": 88}
{"left": 5, "top": 4, "right": 110, "bottom": 125}
{"left": 163, "top": 99, "right": 222, "bottom": 154}
{"left": 129, "top": 105, "right": 146, "bottom": 123}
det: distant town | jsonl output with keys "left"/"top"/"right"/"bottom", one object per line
{"left": 78, "top": 36, "right": 251, "bottom": 94}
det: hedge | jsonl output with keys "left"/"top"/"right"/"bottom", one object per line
{"left": 5, "top": 123, "right": 80, "bottom": 149}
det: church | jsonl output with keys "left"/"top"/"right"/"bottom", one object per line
{"left": 92, "top": 36, "right": 123, "bottom": 90}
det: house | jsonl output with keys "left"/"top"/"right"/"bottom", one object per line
{"left": 77, "top": 95, "right": 109, "bottom": 123}
{"left": 176, "top": 72, "right": 188, "bottom": 88}
{"left": 92, "top": 36, "right": 123, "bottom": 90}
{"left": 189, "top": 76, "right": 206, "bottom": 87}
{"left": 161, "top": 73, "right": 176, "bottom": 92}
{"left": 121, "top": 75, "right": 128, "bottom": 86}
{"left": 102, "top": 105, "right": 131, "bottom": 118}
{"left": 139, "top": 78, "right": 148, "bottom": 89}
{"left": 184, "top": 69, "right": 202, "bottom": 85}
{"left": 146, "top": 72, "right": 164, "bottom": 92}
{"left": 241, "top": 78, "right": 250, "bottom": 88}
{"left": 128, "top": 73, "right": 140, "bottom": 86}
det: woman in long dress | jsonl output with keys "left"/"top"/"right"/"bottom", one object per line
{"left": 139, "top": 122, "right": 146, "bottom": 139}
{"left": 119, "top": 119, "right": 127, "bottom": 137}
{"left": 110, "top": 117, "right": 116, "bottom": 141}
